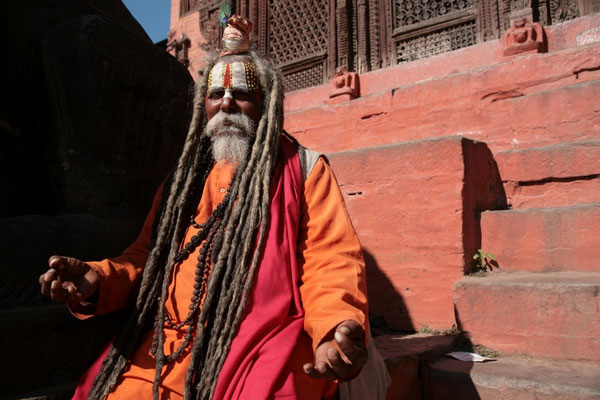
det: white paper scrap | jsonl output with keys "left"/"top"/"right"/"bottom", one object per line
{"left": 446, "top": 351, "right": 496, "bottom": 362}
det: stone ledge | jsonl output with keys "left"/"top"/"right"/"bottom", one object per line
{"left": 429, "top": 355, "right": 600, "bottom": 400}
{"left": 454, "top": 271, "right": 600, "bottom": 361}
{"left": 481, "top": 203, "right": 600, "bottom": 272}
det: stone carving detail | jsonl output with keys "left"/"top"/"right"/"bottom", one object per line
{"left": 283, "top": 63, "right": 325, "bottom": 92}
{"left": 232, "top": 0, "right": 592, "bottom": 92}
{"left": 336, "top": 0, "right": 350, "bottom": 70}
{"left": 181, "top": 0, "right": 212, "bottom": 15}
{"left": 167, "top": 30, "right": 191, "bottom": 67}
{"left": 269, "top": 0, "right": 329, "bottom": 66}
{"left": 329, "top": 67, "right": 359, "bottom": 102}
{"left": 396, "top": 21, "right": 477, "bottom": 63}
{"left": 480, "top": 0, "right": 501, "bottom": 41}
{"left": 395, "top": 0, "right": 475, "bottom": 27}
{"left": 511, "top": 0, "right": 531, "bottom": 8}
{"left": 549, "top": 0, "right": 580, "bottom": 24}
{"left": 502, "top": 18, "right": 546, "bottom": 56}
{"left": 198, "top": 7, "right": 221, "bottom": 51}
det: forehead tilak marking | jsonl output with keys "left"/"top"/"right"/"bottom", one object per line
{"left": 208, "top": 61, "right": 259, "bottom": 92}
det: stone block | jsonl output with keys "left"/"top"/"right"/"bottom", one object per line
{"left": 495, "top": 141, "right": 600, "bottom": 208}
{"left": 454, "top": 271, "right": 600, "bottom": 360}
{"left": 481, "top": 204, "right": 600, "bottom": 272}
{"left": 496, "top": 141, "right": 600, "bottom": 182}
{"left": 430, "top": 356, "right": 600, "bottom": 400}
{"left": 328, "top": 137, "right": 505, "bottom": 330}
{"left": 373, "top": 333, "right": 457, "bottom": 400}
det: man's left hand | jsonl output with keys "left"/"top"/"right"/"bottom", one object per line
{"left": 303, "top": 319, "right": 367, "bottom": 381}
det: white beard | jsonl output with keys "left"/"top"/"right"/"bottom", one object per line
{"left": 211, "top": 134, "right": 251, "bottom": 165}
{"left": 203, "top": 111, "right": 256, "bottom": 164}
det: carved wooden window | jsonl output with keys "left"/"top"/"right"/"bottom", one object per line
{"left": 181, "top": 0, "right": 213, "bottom": 15}
{"left": 268, "top": 0, "right": 332, "bottom": 92}
{"left": 543, "top": 0, "right": 600, "bottom": 24}
{"left": 224, "top": 0, "right": 598, "bottom": 92}
{"left": 392, "top": 0, "right": 479, "bottom": 63}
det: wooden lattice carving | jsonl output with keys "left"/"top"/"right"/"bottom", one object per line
{"left": 396, "top": 21, "right": 477, "bottom": 62}
{"left": 268, "top": 0, "right": 329, "bottom": 67}
{"left": 181, "top": 0, "right": 213, "bottom": 15}
{"left": 224, "top": 0, "right": 594, "bottom": 92}
{"left": 549, "top": 0, "right": 580, "bottom": 24}
{"left": 395, "top": 0, "right": 475, "bottom": 27}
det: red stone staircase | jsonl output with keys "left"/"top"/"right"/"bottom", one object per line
{"left": 286, "top": 13, "right": 600, "bottom": 400}
{"left": 437, "top": 141, "right": 600, "bottom": 399}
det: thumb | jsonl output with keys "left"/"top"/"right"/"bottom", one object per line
{"left": 48, "top": 255, "right": 66, "bottom": 269}
{"left": 337, "top": 320, "right": 363, "bottom": 339}
{"left": 48, "top": 255, "right": 88, "bottom": 280}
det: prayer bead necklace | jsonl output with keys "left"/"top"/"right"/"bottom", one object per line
{"left": 152, "top": 166, "right": 237, "bottom": 363}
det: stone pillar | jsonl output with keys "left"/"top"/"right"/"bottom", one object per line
{"left": 509, "top": 0, "right": 535, "bottom": 24}
{"left": 368, "top": 0, "right": 380, "bottom": 70}
{"left": 336, "top": 0, "right": 350, "bottom": 70}
{"left": 356, "top": 0, "right": 369, "bottom": 73}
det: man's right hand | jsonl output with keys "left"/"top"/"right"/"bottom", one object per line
{"left": 39, "top": 255, "right": 100, "bottom": 307}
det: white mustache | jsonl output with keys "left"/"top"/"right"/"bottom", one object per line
{"left": 204, "top": 111, "right": 255, "bottom": 138}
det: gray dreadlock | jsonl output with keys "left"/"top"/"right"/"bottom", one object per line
{"left": 87, "top": 51, "right": 285, "bottom": 400}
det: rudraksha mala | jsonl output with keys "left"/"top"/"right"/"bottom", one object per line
{"left": 151, "top": 167, "right": 238, "bottom": 363}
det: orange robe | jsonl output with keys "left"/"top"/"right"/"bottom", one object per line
{"left": 77, "top": 157, "right": 367, "bottom": 399}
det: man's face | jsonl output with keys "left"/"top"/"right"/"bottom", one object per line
{"left": 205, "top": 88, "right": 262, "bottom": 126}
{"left": 203, "top": 60, "right": 263, "bottom": 163}
{"left": 205, "top": 60, "right": 262, "bottom": 127}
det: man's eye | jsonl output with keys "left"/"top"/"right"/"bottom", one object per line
{"left": 233, "top": 91, "right": 251, "bottom": 101}
{"left": 209, "top": 91, "right": 224, "bottom": 100}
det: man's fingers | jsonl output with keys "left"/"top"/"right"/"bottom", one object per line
{"left": 315, "top": 361, "right": 337, "bottom": 380}
{"left": 326, "top": 347, "right": 355, "bottom": 378}
{"left": 63, "top": 282, "right": 84, "bottom": 306}
{"left": 39, "top": 269, "right": 57, "bottom": 296}
{"left": 335, "top": 330, "right": 366, "bottom": 364}
{"left": 303, "top": 363, "right": 321, "bottom": 379}
{"left": 303, "top": 360, "right": 339, "bottom": 381}
{"left": 335, "top": 324, "right": 367, "bottom": 366}
{"left": 49, "top": 280, "right": 67, "bottom": 303}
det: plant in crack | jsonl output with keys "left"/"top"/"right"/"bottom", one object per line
{"left": 471, "top": 249, "right": 498, "bottom": 275}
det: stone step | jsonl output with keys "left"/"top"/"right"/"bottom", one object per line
{"left": 495, "top": 140, "right": 600, "bottom": 209}
{"left": 329, "top": 136, "right": 506, "bottom": 330}
{"left": 373, "top": 332, "right": 458, "bottom": 400}
{"left": 480, "top": 203, "right": 600, "bottom": 272}
{"left": 428, "top": 355, "right": 600, "bottom": 400}
{"left": 454, "top": 271, "right": 600, "bottom": 361}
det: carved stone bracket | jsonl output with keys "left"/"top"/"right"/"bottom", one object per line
{"left": 502, "top": 18, "right": 546, "bottom": 56}
{"left": 328, "top": 67, "right": 359, "bottom": 104}
{"left": 167, "top": 30, "right": 192, "bottom": 67}
{"left": 198, "top": 6, "right": 221, "bottom": 52}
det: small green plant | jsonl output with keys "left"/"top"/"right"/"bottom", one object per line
{"left": 471, "top": 249, "right": 497, "bottom": 274}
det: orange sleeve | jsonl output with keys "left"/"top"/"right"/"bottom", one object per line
{"left": 71, "top": 184, "right": 164, "bottom": 318}
{"left": 298, "top": 157, "right": 368, "bottom": 351}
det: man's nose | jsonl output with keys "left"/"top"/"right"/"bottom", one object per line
{"left": 220, "top": 91, "right": 238, "bottom": 113}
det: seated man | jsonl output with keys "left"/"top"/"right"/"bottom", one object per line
{"left": 39, "top": 15, "right": 385, "bottom": 400}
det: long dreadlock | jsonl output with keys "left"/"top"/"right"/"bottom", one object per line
{"left": 87, "top": 51, "right": 285, "bottom": 400}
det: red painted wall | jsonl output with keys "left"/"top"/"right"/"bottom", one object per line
{"left": 170, "top": 6, "right": 600, "bottom": 330}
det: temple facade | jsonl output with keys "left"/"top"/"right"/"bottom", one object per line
{"left": 168, "top": 0, "right": 599, "bottom": 88}
{"left": 167, "top": 2, "right": 600, "bottom": 398}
